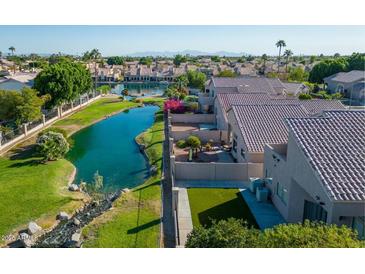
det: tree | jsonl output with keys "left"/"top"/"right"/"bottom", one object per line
{"left": 261, "top": 54, "right": 268, "bottom": 75}
{"left": 186, "top": 70, "right": 206, "bottom": 91}
{"left": 173, "top": 54, "right": 187, "bottom": 66}
{"left": 186, "top": 135, "right": 201, "bottom": 157}
{"left": 89, "top": 49, "right": 102, "bottom": 90}
{"left": 139, "top": 56, "right": 153, "bottom": 66}
{"left": 36, "top": 131, "right": 69, "bottom": 161}
{"left": 298, "top": 93, "right": 312, "bottom": 100}
{"left": 0, "top": 51, "right": 2, "bottom": 59}
{"left": 275, "top": 40, "right": 286, "bottom": 73}
{"left": 9, "top": 46, "right": 15, "bottom": 56}
{"left": 97, "top": 85, "right": 112, "bottom": 95}
{"left": 106, "top": 56, "right": 124, "bottom": 66}
{"left": 288, "top": 67, "right": 309, "bottom": 82}
{"left": 0, "top": 88, "right": 48, "bottom": 124}
{"left": 217, "top": 70, "right": 236, "bottom": 77}
{"left": 122, "top": 88, "right": 129, "bottom": 96}
{"left": 347, "top": 52, "right": 365, "bottom": 71}
{"left": 283, "top": 49, "right": 293, "bottom": 73}
{"left": 185, "top": 219, "right": 364, "bottom": 248}
{"left": 309, "top": 55, "right": 316, "bottom": 64}
{"left": 334, "top": 53, "right": 341, "bottom": 58}
{"left": 186, "top": 219, "right": 259, "bottom": 248}
{"left": 33, "top": 60, "right": 92, "bottom": 107}
{"left": 308, "top": 58, "right": 348, "bottom": 83}
{"left": 211, "top": 56, "right": 221, "bottom": 62}
{"left": 175, "top": 75, "right": 189, "bottom": 92}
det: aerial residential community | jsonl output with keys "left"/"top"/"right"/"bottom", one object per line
{"left": 0, "top": 26, "right": 364, "bottom": 250}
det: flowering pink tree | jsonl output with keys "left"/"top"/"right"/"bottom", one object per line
{"left": 164, "top": 99, "right": 185, "bottom": 113}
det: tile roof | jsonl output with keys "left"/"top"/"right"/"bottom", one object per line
{"left": 217, "top": 93, "right": 272, "bottom": 113}
{"left": 282, "top": 82, "right": 307, "bottom": 95}
{"left": 324, "top": 70, "right": 365, "bottom": 83}
{"left": 300, "top": 99, "right": 346, "bottom": 114}
{"left": 231, "top": 104, "right": 308, "bottom": 152}
{"left": 286, "top": 110, "right": 365, "bottom": 201}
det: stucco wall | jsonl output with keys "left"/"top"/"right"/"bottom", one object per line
{"left": 171, "top": 130, "right": 227, "bottom": 143}
{"left": 170, "top": 113, "right": 215, "bottom": 124}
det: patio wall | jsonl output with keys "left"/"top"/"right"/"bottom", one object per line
{"left": 171, "top": 130, "right": 228, "bottom": 143}
{"left": 173, "top": 161, "right": 263, "bottom": 181}
{"left": 170, "top": 113, "right": 215, "bottom": 124}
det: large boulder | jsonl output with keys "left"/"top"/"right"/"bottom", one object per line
{"left": 68, "top": 184, "right": 79, "bottom": 192}
{"left": 71, "top": 232, "right": 81, "bottom": 243}
{"left": 27, "top": 222, "right": 42, "bottom": 235}
{"left": 57, "top": 212, "right": 70, "bottom": 221}
{"left": 73, "top": 218, "right": 81, "bottom": 226}
{"left": 19, "top": 232, "right": 32, "bottom": 248}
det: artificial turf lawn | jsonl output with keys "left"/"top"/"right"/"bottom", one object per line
{"left": 82, "top": 102, "right": 164, "bottom": 248}
{"left": 187, "top": 188, "right": 258, "bottom": 228}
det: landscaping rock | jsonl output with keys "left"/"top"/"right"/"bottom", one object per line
{"left": 122, "top": 188, "right": 130, "bottom": 193}
{"left": 27, "top": 222, "right": 42, "bottom": 235}
{"left": 71, "top": 232, "right": 81, "bottom": 243}
{"left": 19, "top": 232, "right": 32, "bottom": 248}
{"left": 68, "top": 184, "right": 79, "bottom": 192}
{"left": 57, "top": 212, "right": 70, "bottom": 221}
{"left": 150, "top": 165, "right": 157, "bottom": 175}
{"left": 73, "top": 218, "right": 81, "bottom": 226}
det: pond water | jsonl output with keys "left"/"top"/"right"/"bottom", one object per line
{"left": 109, "top": 82, "right": 168, "bottom": 97}
{"left": 66, "top": 105, "right": 159, "bottom": 192}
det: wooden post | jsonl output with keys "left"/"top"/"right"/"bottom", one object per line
{"left": 42, "top": 114, "right": 46, "bottom": 126}
{"left": 23, "top": 124, "right": 28, "bottom": 136}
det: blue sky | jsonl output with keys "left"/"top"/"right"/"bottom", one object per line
{"left": 0, "top": 26, "right": 364, "bottom": 56}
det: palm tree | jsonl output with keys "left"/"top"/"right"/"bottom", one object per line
{"left": 175, "top": 75, "right": 188, "bottom": 93}
{"left": 89, "top": 49, "right": 102, "bottom": 91}
{"left": 0, "top": 51, "right": 2, "bottom": 59}
{"left": 261, "top": 54, "right": 268, "bottom": 75}
{"left": 283, "top": 49, "right": 293, "bottom": 73}
{"left": 9, "top": 46, "right": 15, "bottom": 56}
{"left": 275, "top": 40, "right": 286, "bottom": 73}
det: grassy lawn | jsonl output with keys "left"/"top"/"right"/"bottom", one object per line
{"left": 0, "top": 96, "right": 140, "bottom": 245}
{"left": 54, "top": 97, "right": 139, "bottom": 135}
{"left": 82, "top": 101, "right": 164, "bottom": 248}
{"left": 188, "top": 188, "right": 258, "bottom": 228}
{"left": 0, "top": 149, "right": 86, "bottom": 244}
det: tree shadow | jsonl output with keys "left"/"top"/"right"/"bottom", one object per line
{"left": 8, "top": 144, "right": 37, "bottom": 160}
{"left": 127, "top": 218, "right": 161, "bottom": 234}
{"left": 197, "top": 192, "right": 258, "bottom": 228}
{"left": 134, "top": 180, "right": 160, "bottom": 192}
{"left": 145, "top": 141, "right": 163, "bottom": 149}
{"left": 8, "top": 159, "right": 41, "bottom": 168}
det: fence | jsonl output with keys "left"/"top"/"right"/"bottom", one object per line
{"left": 0, "top": 92, "right": 101, "bottom": 155}
{"left": 170, "top": 113, "right": 215, "bottom": 124}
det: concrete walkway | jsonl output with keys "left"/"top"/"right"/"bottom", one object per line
{"left": 239, "top": 189, "right": 286, "bottom": 230}
{"left": 176, "top": 180, "right": 248, "bottom": 189}
{"left": 176, "top": 188, "right": 193, "bottom": 247}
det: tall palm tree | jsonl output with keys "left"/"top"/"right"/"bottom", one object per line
{"left": 261, "top": 54, "right": 268, "bottom": 75}
{"left": 9, "top": 46, "right": 15, "bottom": 56}
{"left": 283, "top": 49, "right": 293, "bottom": 73}
{"left": 275, "top": 40, "right": 286, "bottom": 73}
{"left": 0, "top": 51, "right": 2, "bottom": 59}
{"left": 89, "top": 49, "right": 102, "bottom": 91}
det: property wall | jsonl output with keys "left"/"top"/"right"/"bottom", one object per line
{"left": 174, "top": 162, "right": 263, "bottom": 182}
{"left": 170, "top": 130, "right": 227, "bottom": 143}
{"left": 214, "top": 99, "right": 228, "bottom": 131}
{"left": 170, "top": 113, "right": 215, "bottom": 124}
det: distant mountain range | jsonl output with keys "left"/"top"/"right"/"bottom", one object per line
{"left": 126, "top": 50, "right": 247, "bottom": 57}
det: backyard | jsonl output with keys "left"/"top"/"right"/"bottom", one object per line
{"left": 187, "top": 188, "right": 258, "bottom": 228}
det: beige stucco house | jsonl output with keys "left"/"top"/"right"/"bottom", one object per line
{"left": 263, "top": 110, "right": 365, "bottom": 238}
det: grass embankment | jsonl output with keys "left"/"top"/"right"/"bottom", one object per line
{"left": 188, "top": 188, "right": 258, "bottom": 228}
{"left": 82, "top": 99, "right": 164, "bottom": 248}
{"left": 54, "top": 96, "right": 138, "bottom": 135}
{"left": 0, "top": 97, "right": 139, "bottom": 244}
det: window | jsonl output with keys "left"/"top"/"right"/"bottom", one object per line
{"left": 352, "top": 217, "right": 365, "bottom": 240}
{"left": 276, "top": 182, "right": 288, "bottom": 205}
{"left": 240, "top": 148, "right": 245, "bottom": 159}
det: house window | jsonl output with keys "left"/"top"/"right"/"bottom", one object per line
{"left": 240, "top": 148, "right": 245, "bottom": 159}
{"left": 352, "top": 216, "right": 365, "bottom": 240}
{"left": 276, "top": 182, "right": 288, "bottom": 205}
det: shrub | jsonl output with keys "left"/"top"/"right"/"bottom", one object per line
{"left": 331, "top": 92, "right": 343, "bottom": 100}
{"left": 164, "top": 99, "right": 185, "bottom": 113}
{"left": 176, "top": 139, "right": 186, "bottom": 149}
{"left": 298, "top": 93, "right": 312, "bottom": 100}
{"left": 186, "top": 135, "right": 201, "bottom": 149}
{"left": 36, "top": 131, "right": 69, "bottom": 161}
{"left": 184, "top": 95, "right": 199, "bottom": 103}
{"left": 41, "top": 127, "right": 74, "bottom": 147}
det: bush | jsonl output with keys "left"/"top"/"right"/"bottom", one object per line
{"left": 36, "top": 131, "right": 69, "bottom": 161}
{"left": 184, "top": 95, "right": 199, "bottom": 103}
{"left": 298, "top": 93, "right": 312, "bottom": 100}
{"left": 164, "top": 99, "right": 185, "bottom": 113}
{"left": 185, "top": 218, "right": 364, "bottom": 248}
{"left": 41, "top": 127, "right": 74, "bottom": 147}
{"left": 187, "top": 102, "right": 198, "bottom": 112}
{"left": 176, "top": 139, "right": 187, "bottom": 149}
{"left": 331, "top": 92, "right": 343, "bottom": 100}
{"left": 186, "top": 135, "right": 201, "bottom": 149}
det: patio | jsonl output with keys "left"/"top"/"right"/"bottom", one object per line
{"left": 173, "top": 144, "right": 234, "bottom": 163}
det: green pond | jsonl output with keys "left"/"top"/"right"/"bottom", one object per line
{"left": 66, "top": 105, "right": 159, "bottom": 192}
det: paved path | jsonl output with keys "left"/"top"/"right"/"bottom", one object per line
{"left": 239, "top": 189, "right": 286, "bottom": 230}
{"left": 176, "top": 188, "right": 193, "bottom": 247}
{"left": 176, "top": 180, "right": 248, "bottom": 189}
{"left": 161, "top": 112, "right": 176, "bottom": 247}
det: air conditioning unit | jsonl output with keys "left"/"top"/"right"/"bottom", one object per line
{"left": 249, "top": 178, "right": 264, "bottom": 193}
